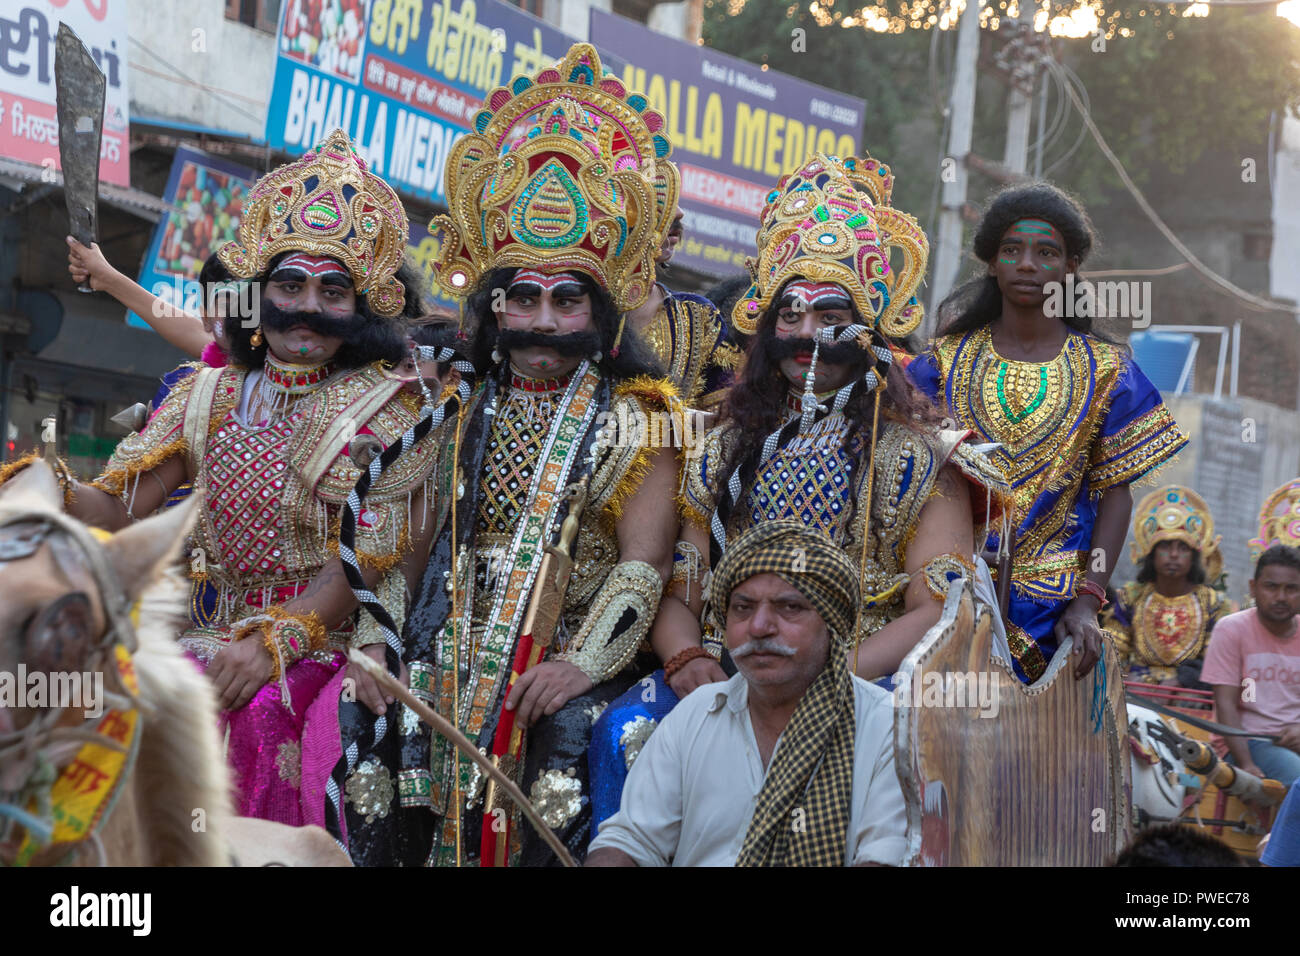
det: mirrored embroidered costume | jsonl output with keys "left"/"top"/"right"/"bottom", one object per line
{"left": 638, "top": 160, "right": 741, "bottom": 406}
{"left": 335, "top": 44, "right": 681, "bottom": 867}
{"left": 590, "top": 153, "right": 1010, "bottom": 834}
{"left": 1101, "top": 485, "right": 1229, "bottom": 684}
{"left": 91, "top": 131, "right": 437, "bottom": 827}
{"left": 909, "top": 326, "right": 1187, "bottom": 682}
{"left": 642, "top": 284, "right": 740, "bottom": 408}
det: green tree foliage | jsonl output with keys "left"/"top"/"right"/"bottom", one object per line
{"left": 703, "top": 0, "right": 939, "bottom": 217}
{"left": 1062, "top": 8, "right": 1300, "bottom": 200}
{"left": 703, "top": 0, "right": 1300, "bottom": 211}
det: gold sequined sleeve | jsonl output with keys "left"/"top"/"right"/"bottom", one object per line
{"left": 91, "top": 368, "right": 209, "bottom": 498}
{"left": 349, "top": 566, "right": 409, "bottom": 649}
{"left": 681, "top": 425, "right": 729, "bottom": 530}
{"left": 589, "top": 377, "right": 680, "bottom": 530}
{"left": 1087, "top": 357, "right": 1189, "bottom": 492}
{"left": 315, "top": 390, "right": 443, "bottom": 573}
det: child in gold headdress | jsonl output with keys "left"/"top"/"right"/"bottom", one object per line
{"left": 1102, "top": 485, "right": 1231, "bottom": 685}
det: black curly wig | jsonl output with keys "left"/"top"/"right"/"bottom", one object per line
{"left": 719, "top": 284, "right": 943, "bottom": 504}
{"left": 935, "top": 182, "right": 1119, "bottom": 343}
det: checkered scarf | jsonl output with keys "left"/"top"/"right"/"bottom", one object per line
{"left": 713, "top": 521, "right": 858, "bottom": 868}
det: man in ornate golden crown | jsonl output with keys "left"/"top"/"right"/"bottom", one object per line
{"left": 1101, "top": 486, "right": 1231, "bottom": 685}
{"left": 333, "top": 44, "right": 681, "bottom": 867}
{"left": 0, "top": 129, "right": 444, "bottom": 831}
{"left": 586, "top": 153, "right": 1012, "bottom": 838}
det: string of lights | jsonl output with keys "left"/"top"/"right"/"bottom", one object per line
{"left": 706, "top": 0, "right": 1297, "bottom": 38}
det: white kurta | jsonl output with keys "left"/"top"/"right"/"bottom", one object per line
{"left": 589, "top": 671, "right": 909, "bottom": 866}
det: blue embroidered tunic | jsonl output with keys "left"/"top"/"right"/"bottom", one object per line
{"left": 908, "top": 327, "right": 1187, "bottom": 682}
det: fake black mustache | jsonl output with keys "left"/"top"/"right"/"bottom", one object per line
{"left": 259, "top": 299, "right": 364, "bottom": 340}
{"left": 763, "top": 334, "right": 868, "bottom": 367}
{"left": 495, "top": 328, "right": 602, "bottom": 357}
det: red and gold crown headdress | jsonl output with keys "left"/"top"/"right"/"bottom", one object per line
{"left": 733, "top": 153, "right": 928, "bottom": 338}
{"left": 1131, "top": 485, "right": 1222, "bottom": 581}
{"left": 1249, "top": 479, "right": 1300, "bottom": 560}
{"left": 429, "top": 43, "right": 672, "bottom": 313}
{"left": 218, "top": 129, "right": 409, "bottom": 317}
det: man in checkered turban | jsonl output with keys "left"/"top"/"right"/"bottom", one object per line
{"left": 587, "top": 520, "right": 908, "bottom": 867}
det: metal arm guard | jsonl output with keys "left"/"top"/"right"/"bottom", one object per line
{"left": 559, "top": 560, "right": 664, "bottom": 684}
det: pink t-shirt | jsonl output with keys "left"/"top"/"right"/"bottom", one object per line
{"left": 1202, "top": 608, "right": 1300, "bottom": 735}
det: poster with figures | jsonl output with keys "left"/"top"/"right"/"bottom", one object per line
{"left": 128, "top": 147, "right": 258, "bottom": 329}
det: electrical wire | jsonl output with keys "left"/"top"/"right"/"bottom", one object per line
{"left": 128, "top": 37, "right": 265, "bottom": 126}
{"left": 1043, "top": 55, "right": 1294, "bottom": 314}
{"left": 1026, "top": 58, "right": 1070, "bottom": 163}
{"left": 1043, "top": 59, "right": 1091, "bottom": 176}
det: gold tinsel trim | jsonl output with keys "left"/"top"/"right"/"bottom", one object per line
{"left": 598, "top": 377, "right": 680, "bottom": 533}
{"left": 92, "top": 436, "right": 188, "bottom": 499}
{"left": 711, "top": 339, "right": 744, "bottom": 372}
{"left": 613, "top": 374, "right": 679, "bottom": 412}
{"left": 325, "top": 512, "right": 412, "bottom": 574}
{"left": 677, "top": 491, "right": 709, "bottom": 530}
{"left": 0, "top": 451, "right": 40, "bottom": 487}
{"left": 232, "top": 605, "right": 328, "bottom": 682}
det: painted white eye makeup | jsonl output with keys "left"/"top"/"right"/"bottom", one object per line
{"left": 507, "top": 269, "right": 584, "bottom": 295}
{"left": 274, "top": 253, "right": 350, "bottom": 281}
{"left": 782, "top": 280, "right": 852, "bottom": 311}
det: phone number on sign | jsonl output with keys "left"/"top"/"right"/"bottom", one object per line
{"left": 808, "top": 98, "right": 858, "bottom": 127}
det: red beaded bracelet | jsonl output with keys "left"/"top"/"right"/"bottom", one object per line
{"left": 664, "top": 646, "right": 713, "bottom": 681}
{"left": 1077, "top": 579, "right": 1109, "bottom": 608}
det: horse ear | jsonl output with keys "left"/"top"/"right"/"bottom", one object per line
{"left": 101, "top": 495, "right": 201, "bottom": 603}
{"left": 0, "top": 459, "right": 62, "bottom": 512}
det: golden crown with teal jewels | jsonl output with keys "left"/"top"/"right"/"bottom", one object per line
{"left": 428, "top": 43, "right": 674, "bottom": 313}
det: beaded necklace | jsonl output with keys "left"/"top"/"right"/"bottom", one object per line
{"left": 249, "top": 354, "right": 336, "bottom": 425}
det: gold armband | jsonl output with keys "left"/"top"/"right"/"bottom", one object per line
{"left": 233, "top": 606, "right": 327, "bottom": 683}
{"left": 560, "top": 560, "right": 664, "bottom": 684}
{"left": 671, "top": 540, "right": 704, "bottom": 604}
{"left": 920, "top": 553, "right": 976, "bottom": 603}
{"left": 349, "top": 567, "right": 408, "bottom": 650}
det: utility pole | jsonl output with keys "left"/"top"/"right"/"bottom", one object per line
{"left": 1002, "top": 10, "right": 1035, "bottom": 176}
{"left": 927, "top": 0, "right": 982, "bottom": 338}
{"left": 1034, "top": 67, "right": 1049, "bottom": 178}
